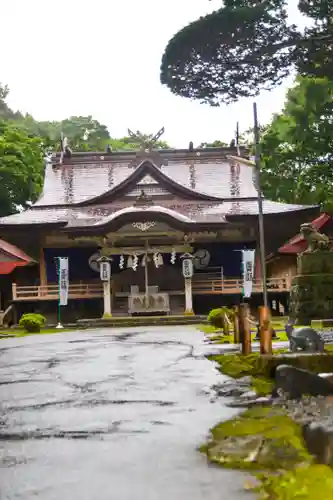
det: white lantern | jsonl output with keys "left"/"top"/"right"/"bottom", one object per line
{"left": 100, "top": 261, "right": 111, "bottom": 281}
{"left": 182, "top": 258, "right": 193, "bottom": 279}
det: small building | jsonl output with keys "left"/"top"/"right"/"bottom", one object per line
{"left": 0, "top": 137, "right": 319, "bottom": 322}
{"left": 267, "top": 213, "right": 332, "bottom": 281}
{"left": 0, "top": 238, "right": 34, "bottom": 325}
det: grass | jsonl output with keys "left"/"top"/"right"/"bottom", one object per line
{"left": 0, "top": 327, "right": 72, "bottom": 337}
{"left": 199, "top": 323, "right": 289, "bottom": 342}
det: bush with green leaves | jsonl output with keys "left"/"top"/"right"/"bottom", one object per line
{"left": 19, "top": 313, "right": 46, "bottom": 333}
{"left": 207, "top": 307, "right": 234, "bottom": 333}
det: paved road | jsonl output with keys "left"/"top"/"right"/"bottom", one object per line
{"left": 0, "top": 326, "right": 253, "bottom": 500}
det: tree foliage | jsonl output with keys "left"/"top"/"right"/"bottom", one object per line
{"left": 0, "top": 84, "right": 170, "bottom": 217}
{"left": 0, "top": 120, "right": 44, "bottom": 216}
{"left": 260, "top": 76, "right": 333, "bottom": 209}
{"left": 160, "top": 0, "right": 333, "bottom": 105}
{"left": 199, "top": 140, "right": 228, "bottom": 148}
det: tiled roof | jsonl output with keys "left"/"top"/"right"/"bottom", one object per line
{"left": 34, "top": 150, "right": 259, "bottom": 206}
{"left": 0, "top": 148, "right": 319, "bottom": 228}
{"left": 0, "top": 238, "right": 34, "bottom": 262}
{"left": 0, "top": 199, "right": 317, "bottom": 228}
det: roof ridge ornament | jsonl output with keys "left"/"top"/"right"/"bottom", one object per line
{"left": 127, "top": 127, "right": 165, "bottom": 152}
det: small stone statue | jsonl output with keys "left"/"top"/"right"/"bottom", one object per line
{"left": 300, "top": 223, "right": 331, "bottom": 253}
{"left": 285, "top": 320, "right": 324, "bottom": 352}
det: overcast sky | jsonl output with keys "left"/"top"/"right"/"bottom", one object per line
{"left": 2, "top": 0, "right": 308, "bottom": 147}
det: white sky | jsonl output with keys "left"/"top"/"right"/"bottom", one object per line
{"left": 2, "top": 0, "right": 308, "bottom": 147}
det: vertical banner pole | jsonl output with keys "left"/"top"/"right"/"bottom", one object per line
{"left": 253, "top": 102, "right": 268, "bottom": 307}
{"left": 56, "top": 256, "right": 69, "bottom": 329}
{"left": 56, "top": 257, "right": 63, "bottom": 329}
{"left": 239, "top": 303, "right": 251, "bottom": 355}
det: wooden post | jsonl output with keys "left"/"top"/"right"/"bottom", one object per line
{"left": 259, "top": 305, "right": 272, "bottom": 354}
{"left": 12, "top": 283, "right": 17, "bottom": 301}
{"left": 102, "top": 281, "right": 112, "bottom": 318}
{"left": 239, "top": 303, "right": 251, "bottom": 355}
{"left": 184, "top": 278, "right": 194, "bottom": 315}
{"left": 233, "top": 306, "right": 240, "bottom": 343}
{"left": 39, "top": 246, "right": 47, "bottom": 289}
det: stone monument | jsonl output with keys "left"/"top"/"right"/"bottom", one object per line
{"left": 289, "top": 222, "right": 333, "bottom": 325}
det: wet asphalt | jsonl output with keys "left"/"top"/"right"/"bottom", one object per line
{"left": 0, "top": 326, "right": 253, "bottom": 500}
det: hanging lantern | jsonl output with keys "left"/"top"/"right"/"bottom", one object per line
{"left": 127, "top": 255, "right": 133, "bottom": 268}
{"left": 157, "top": 254, "right": 163, "bottom": 266}
{"left": 100, "top": 261, "right": 111, "bottom": 281}
{"left": 182, "top": 257, "right": 193, "bottom": 278}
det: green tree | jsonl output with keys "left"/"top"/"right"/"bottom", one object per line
{"left": 0, "top": 120, "right": 44, "bottom": 216}
{"left": 19, "top": 117, "right": 170, "bottom": 152}
{"left": 260, "top": 76, "right": 333, "bottom": 208}
{"left": 0, "top": 84, "right": 172, "bottom": 217}
{"left": 0, "top": 82, "right": 23, "bottom": 120}
{"left": 199, "top": 140, "right": 228, "bottom": 148}
{"left": 160, "top": 0, "right": 333, "bottom": 105}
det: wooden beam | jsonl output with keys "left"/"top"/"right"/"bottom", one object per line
{"left": 100, "top": 245, "right": 193, "bottom": 256}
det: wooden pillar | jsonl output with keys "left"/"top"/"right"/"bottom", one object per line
{"left": 239, "top": 303, "right": 251, "bottom": 355}
{"left": 259, "top": 305, "right": 272, "bottom": 354}
{"left": 39, "top": 246, "right": 47, "bottom": 287}
{"left": 233, "top": 305, "right": 240, "bottom": 343}
{"left": 100, "top": 258, "right": 112, "bottom": 318}
{"left": 12, "top": 283, "right": 17, "bottom": 301}
{"left": 102, "top": 281, "right": 112, "bottom": 318}
{"left": 184, "top": 278, "right": 194, "bottom": 315}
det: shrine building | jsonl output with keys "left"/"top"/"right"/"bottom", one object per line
{"left": 0, "top": 130, "right": 319, "bottom": 322}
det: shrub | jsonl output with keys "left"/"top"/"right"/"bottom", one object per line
{"left": 19, "top": 313, "right": 46, "bottom": 333}
{"left": 207, "top": 307, "right": 234, "bottom": 332}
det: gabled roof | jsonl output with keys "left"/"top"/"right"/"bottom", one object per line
{"left": 0, "top": 239, "right": 34, "bottom": 274}
{"left": 75, "top": 159, "right": 224, "bottom": 206}
{"left": 34, "top": 148, "right": 260, "bottom": 207}
{"left": 0, "top": 147, "right": 320, "bottom": 229}
{"left": 278, "top": 213, "right": 332, "bottom": 254}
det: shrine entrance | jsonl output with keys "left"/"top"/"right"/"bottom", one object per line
{"left": 111, "top": 261, "right": 185, "bottom": 315}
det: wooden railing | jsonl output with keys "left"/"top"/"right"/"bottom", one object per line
{"left": 11, "top": 276, "right": 289, "bottom": 301}
{"left": 12, "top": 283, "right": 103, "bottom": 301}
{"left": 192, "top": 277, "right": 289, "bottom": 294}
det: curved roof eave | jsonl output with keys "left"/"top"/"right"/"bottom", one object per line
{"left": 225, "top": 204, "right": 320, "bottom": 222}
{"left": 0, "top": 221, "right": 68, "bottom": 230}
{"left": 92, "top": 205, "right": 194, "bottom": 226}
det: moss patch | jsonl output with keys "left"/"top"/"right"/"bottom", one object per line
{"left": 204, "top": 349, "right": 333, "bottom": 498}
{"left": 251, "top": 377, "right": 274, "bottom": 396}
{"left": 210, "top": 352, "right": 333, "bottom": 380}
{"left": 255, "top": 465, "right": 333, "bottom": 499}
{"left": 202, "top": 406, "right": 333, "bottom": 498}
{"left": 202, "top": 407, "right": 312, "bottom": 471}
